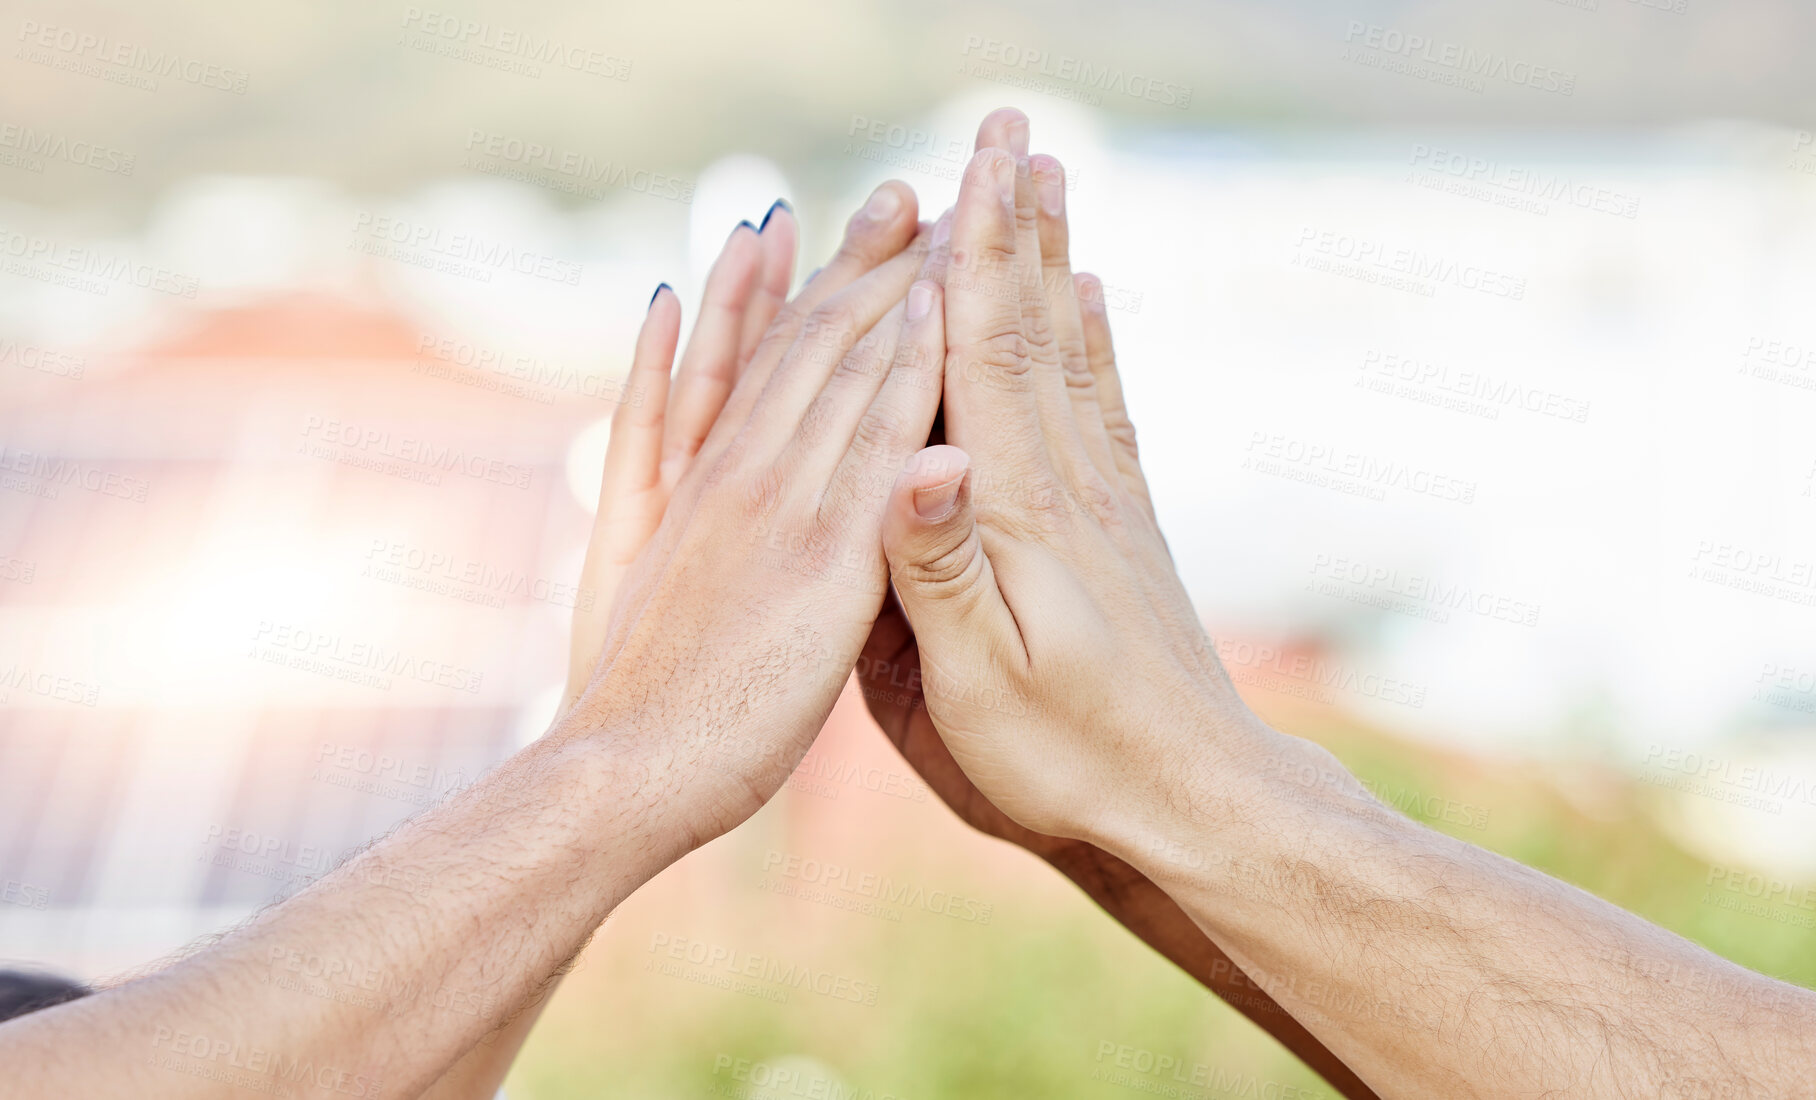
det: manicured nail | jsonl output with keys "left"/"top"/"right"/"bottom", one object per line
{"left": 914, "top": 474, "right": 965, "bottom": 521}
{"left": 649, "top": 282, "right": 671, "bottom": 308}
{"left": 760, "top": 198, "right": 792, "bottom": 232}
{"left": 1034, "top": 157, "right": 1064, "bottom": 216}
{"left": 805, "top": 266, "right": 822, "bottom": 284}
{"left": 1006, "top": 115, "right": 1030, "bottom": 158}
{"left": 863, "top": 185, "right": 902, "bottom": 222}
{"left": 734, "top": 219, "right": 757, "bottom": 236}
{"left": 906, "top": 282, "right": 934, "bottom": 321}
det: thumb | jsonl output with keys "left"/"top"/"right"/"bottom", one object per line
{"left": 882, "top": 445, "right": 1005, "bottom": 641}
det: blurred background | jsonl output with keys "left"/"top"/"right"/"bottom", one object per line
{"left": 4, "top": 0, "right": 1816, "bottom": 1096}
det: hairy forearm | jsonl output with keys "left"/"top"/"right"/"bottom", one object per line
{"left": 1, "top": 727, "right": 683, "bottom": 1099}
{"left": 1117, "top": 725, "right": 1816, "bottom": 1099}
{"left": 1044, "top": 843, "right": 1379, "bottom": 1100}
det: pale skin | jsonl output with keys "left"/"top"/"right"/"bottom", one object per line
{"left": 877, "top": 110, "right": 1816, "bottom": 1098}
{"left": 0, "top": 180, "right": 953, "bottom": 1097}
{"left": 0, "top": 168, "right": 1359, "bottom": 1097}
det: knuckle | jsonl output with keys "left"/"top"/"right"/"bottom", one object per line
{"left": 950, "top": 331, "right": 1032, "bottom": 385}
{"left": 849, "top": 408, "right": 903, "bottom": 464}
{"left": 1105, "top": 414, "right": 1140, "bottom": 458}
{"left": 897, "top": 536, "right": 979, "bottom": 591}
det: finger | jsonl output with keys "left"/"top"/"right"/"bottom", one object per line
{"left": 707, "top": 181, "right": 920, "bottom": 453}
{"left": 604, "top": 284, "right": 681, "bottom": 500}
{"left": 1004, "top": 145, "right": 1095, "bottom": 485}
{"left": 881, "top": 446, "right": 1024, "bottom": 672}
{"left": 567, "top": 285, "right": 680, "bottom": 708}
{"left": 1074, "top": 271, "right": 1153, "bottom": 515}
{"left": 942, "top": 147, "right": 1049, "bottom": 485}
{"left": 744, "top": 227, "right": 930, "bottom": 458}
{"left": 662, "top": 222, "right": 764, "bottom": 485}
{"left": 819, "top": 277, "right": 946, "bottom": 518}
{"left": 1030, "top": 155, "right": 1119, "bottom": 482}
{"left": 736, "top": 199, "right": 798, "bottom": 370}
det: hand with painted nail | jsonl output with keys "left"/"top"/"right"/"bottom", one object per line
{"left": 561, "top": 203, "right": 799, "bottom": 714}
{"left": 558, "top": 180, "right": 953, "bottom": 847}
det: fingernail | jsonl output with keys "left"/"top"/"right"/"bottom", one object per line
{"left": 1035, "top": 160, "right": 1064, "bottom": 216}
{"left": 759, "top": 198, "right": 792, "bottom": 232}
{"left": 930, "top": 214, "right": 952, "bottom": 249}
{"left": 906, "top": 282, "right": 934, "bottom": 321}
{"left": 864, "top": 185, "right": 902, "bottom": 222}
{"left": 805, "top": 266, "right": 822, "bottom": 284}
{"left": 914, "top": 474, "right": 964, "bottom": 521}
{"left": 733, "top": 219, "right": 757, "bottom": 237}
{"left": 994, "top": 155, "right": 1015, "bottom": 204}
{"left": 1006, "top": 116, "right": 1030, "bottom": 158}
{"left": 649, "top": 282, "right": 671, "bottom": 308}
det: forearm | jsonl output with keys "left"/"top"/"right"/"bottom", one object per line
{"left": 415, "top": 979, "right": 558, "bottom": 1100}
{"left": 1044, "top": 843, "right": 1379, "bottom": 1100}
{"left": 1, "top": 726, "right": 683, "bottom": 1099}
{"left": 1116, "top": 723, "right": 1816, "bottom": 1099}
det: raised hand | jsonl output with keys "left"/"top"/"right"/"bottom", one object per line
{"left": 563, "top": 205, "right": 798, "bottom": 713}
{"left": 556, "top": 180, "right": 953, "bottom": 851}
{"left": 855, "top": 110, "right": 1374, "bottom": 1100}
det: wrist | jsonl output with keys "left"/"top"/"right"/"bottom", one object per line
{"left": 1085, "top": 705, "right": 1387, "bottom": 903}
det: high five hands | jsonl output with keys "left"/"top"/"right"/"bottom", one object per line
{"left": 9, "top": 108, "right": 1811, "bottom": 1100}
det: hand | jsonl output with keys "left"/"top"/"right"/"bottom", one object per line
{"left": 558, "top": 181, "right": 952, "bottom": 851}
{"left": 563, "top": 205, "right": 798, "bottom": 713}
{"left": 856, "top": 111, "right": 1378, "bottom": 1100}
{"left": 875, "top": 111, "right": 1270, "bottom": 852}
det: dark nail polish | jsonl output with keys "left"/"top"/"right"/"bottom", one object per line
{"left": 649, "top": 282, "right": 671, "bottom": 308}
{"left": 735, "top": 219, "right": 757, "bottom": 235}
{"left": 759, "top": 198, "right": 792, "bottom": 232}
